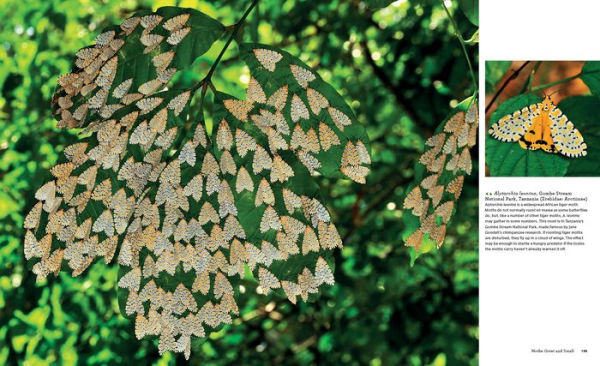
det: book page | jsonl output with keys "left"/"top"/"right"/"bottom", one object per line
{"left": 480, "top": 1, "right": 600, "bottom": 364}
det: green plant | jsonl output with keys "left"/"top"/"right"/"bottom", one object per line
{"left": 23, "top": 3, "right": 370, "bottom": 359}
{"left": 402, "top": 99, "right": 477, "bottom": 263}
{"left": 400, "top": 0, "right": 479, "bottom": 261}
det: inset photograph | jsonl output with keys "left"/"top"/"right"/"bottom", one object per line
{"left": 485, "top": 61, "right": 600, "bottom": 176}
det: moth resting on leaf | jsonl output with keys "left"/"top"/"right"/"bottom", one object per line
{"left": 23, "top": 6, "right": 371, "bottom": 360}
{"left": 488, "top": 96, "right": 587, "bottom": 158}
{"left": 402, "top": 100, "right": 477, "bottom": 253}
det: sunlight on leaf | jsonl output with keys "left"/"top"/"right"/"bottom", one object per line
{"left": 23, "top": 6, "right": 371, "bottom": 360}
{"left": 401, "top": 97, "right": 477, "bottom": 261}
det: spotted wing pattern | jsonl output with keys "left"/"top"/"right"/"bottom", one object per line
{"left": 488, "top": 103, "right": 539, "bottom": 142}
{"left": 402, "top": 101, "right": 477, "bottom": 251}
{"left": 24, "top": 11, "right": 370, "bottom": 360}
{"left": 52, "top": 7, "right": 224, "bottom": 129}
{"left": 488, "top": 99, "right": 587, "bottom": 158}
{"left": 548, "top": 105, "right": 587, "bottom": 157}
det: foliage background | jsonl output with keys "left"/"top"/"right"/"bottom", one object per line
{"left": 485, "top": 61, "right": 600, "bottom": 176}
{"left": 0, "top": 0, "right": 478, "bottom": 365}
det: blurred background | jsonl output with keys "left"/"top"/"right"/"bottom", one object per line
{"left": 0, "top": 0, "right": 478, "bottom": 365}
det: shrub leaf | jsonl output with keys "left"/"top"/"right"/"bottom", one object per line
{"left": 401, "top": 97, "right": 477, "bottom": 262}
{"left": 24, "top": 8, "right": 371, "bottom": 360}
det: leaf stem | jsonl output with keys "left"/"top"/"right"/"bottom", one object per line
{"left": 530, "top": 73, "right": 580, "bottom": 93}
{"left": 440, "top": 0, "right": 477, "bottom": 94}
{"left": 207, "top": 0, "right": 258, "bottom": 82}
{"left": 193, "top": 0, "right": 259, "bottom": 107}
{"left": 521, "top": 61, "right": 542, "bottom": 94}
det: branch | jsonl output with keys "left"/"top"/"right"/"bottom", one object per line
{"left": 520, "top": 61, "right": 542, "bottom": 94}
{"left": 440, "top": 0, "right": 477, "bottom": 94}
{"left": 531, "top": 73, "right": 580, "bottom": 93}
{"left": 485, "top": 61, "right": 530, "bottom": 113}
{"left": 192, "top": 0, "right": 259, "bottom": 111}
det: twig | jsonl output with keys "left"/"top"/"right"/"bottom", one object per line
{"left": 192, "top": 0, "right": 259, "bottom": 114}
{"left": 522, "top": 61, "right": 542, "bottom": 94}
{"left": 485, "top": 61, "right": 530, "bottom": 113}
{"left": 440, "top": 0, "right": 477, "bottom": 94}
{"left": 530, "top": 73, "right": 580, "bottom": 93}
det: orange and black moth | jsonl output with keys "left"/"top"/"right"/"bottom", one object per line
{"left": 488, "top": 96, "right": 587, "bottom": 158}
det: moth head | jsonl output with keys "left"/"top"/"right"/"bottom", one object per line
{"left": 541, "top": 96, "right": 553, "bottom": 111}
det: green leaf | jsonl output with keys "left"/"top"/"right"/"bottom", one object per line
{"left": 580, "top": 61, "right": 600, "bottom": 96}
{"left": 52, "top": 7, "right": 225, "bottom": 129}
{"left": 458, "top": 0, "right": 478, "bottom": 26}
{"left": 0, "top": 191, "right": 18, "bottom": 219}
{"left": 59, "top": 335, "right": 78, "bottom": 366}
{"left": 14, "top": 307, "right": 50, "bottom": 330}
{"left": 402, "top": 97, "right": 477, "bottom": 260}
{"left": 486, "top": 137, "right": 569, "bottom": 176}
{"left": 11, "top": 334, "right": 29, "bottom": 353}
{"left": 239, "top": 43, "right": 371, "bottom": 181}
{"left": 464, "top": 29, "right": 479, "bottom": 45}
{"left": 430, "top": 353, "right": 447, "bottom": 366}
{"left": 24, "top": 10, "right": 371, "bottom": 360}
{"left": 213, "top": 91, "right": 338, "bottom": 278}
{"left": 485, "top": 94, "right": 570, "bottom": 176}
{"left": 560, "top": 95, "right": 600, "bottom": 176}
{"left": 318, "top": 332, "right": 334, "bottom": 352}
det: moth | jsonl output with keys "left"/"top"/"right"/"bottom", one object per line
{"left": 27, "top": 6, "right": 372, "bottom": 360}
{"left": 402, "top": 102, "right": 477, "bottom": 252}
{"left": 488, "top": 96, "right": 587, "bottom": 158}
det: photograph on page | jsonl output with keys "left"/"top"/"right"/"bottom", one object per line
{"left": 485, "top": 61, "right": 598, "bottom": 177}
{"left": 0, "top": 1, "right": 480, "bottom": 365}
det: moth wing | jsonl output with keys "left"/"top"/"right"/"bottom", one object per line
{"left": 548, "top": 105, "right": 587, "bottom": 157}
{"left": 488, "top": 103, "right": 540, "bottom": 142}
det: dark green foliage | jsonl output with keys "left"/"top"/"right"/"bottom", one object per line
{"left": 364, "top": 0, "right": 396, "bottom": 10}
{"left": 562, "top": 96, "right": 600, "bottom": 176}
{"left": 0, "top": 0, "right": 477, "bottom": 365}
{"left": 458, "top": 0, "right": 478, "bottom": 26}
{"left": 580, "top": 61, "right": 600, "bottom": 96}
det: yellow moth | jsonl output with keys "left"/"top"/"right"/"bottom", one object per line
{"left": 488, "top": 96, "right": 587, "bottom": 158}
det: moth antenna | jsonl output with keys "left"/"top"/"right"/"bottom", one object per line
{"left": 532, "top": 88, "right": 546, "bottom": 99}
{"left": 546, "top": 85, "right": 572, "bottom": 102}
{"left": 548, "top": 87, "right": 564, "bottom": 97}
